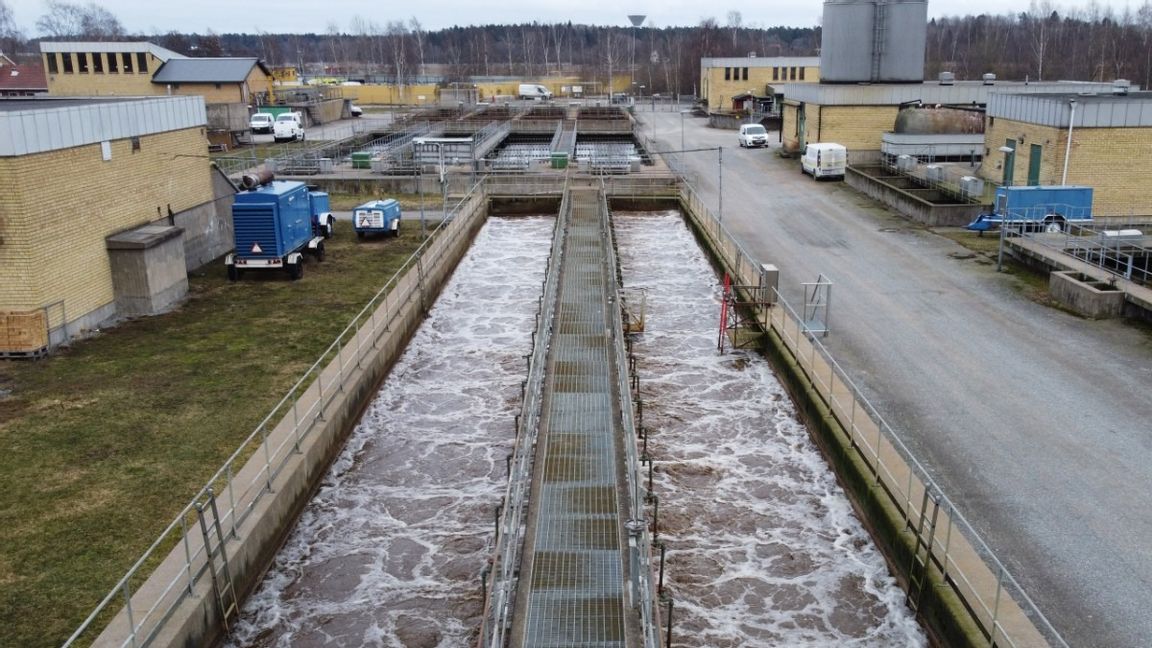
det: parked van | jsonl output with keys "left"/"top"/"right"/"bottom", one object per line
{"left": 273, "top": 112, "right": 305, "bottom": 143}
{"left": 737, "top": 124, "right": 769, "bottom": 148}
{"left": 518, "top": 83, "right": 553, "bottom": 100}
{"left": 249, "top": 112, "right": 275, "bottom": 134}
{"left": 801, "top": 142, "right": 846, "bottom": 180}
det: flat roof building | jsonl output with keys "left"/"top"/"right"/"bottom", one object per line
{"left": 700, "top": 56, "right": 820, "bottom": 112}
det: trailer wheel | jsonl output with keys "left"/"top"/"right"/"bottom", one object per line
{"left": 227, "top": 265, "right": 239, "bottom": 282}
{"left": 288, "top": 259, "right": 303, "bottom": 280}
{"left": 1043, "top": 215, "right": 1065, "bottom": 233}
{"left": 324, "top": 221, "right": 334, "bottom": 238}
{"left": 357, "top": 231, "right": 365, "bottom": 239}
{"left": 315, "top": 241, "right": 326, "bottom": 262}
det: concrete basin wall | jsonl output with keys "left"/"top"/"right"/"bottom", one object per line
{"left": 846, "top": 166, "right": 982, "bottom": 227}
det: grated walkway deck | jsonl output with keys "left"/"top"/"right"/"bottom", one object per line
{"left": 513, "top": 187, "right": 631, "bottom": 647}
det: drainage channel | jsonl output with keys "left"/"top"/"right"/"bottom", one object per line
{"left": 224, "top": 217, "right": 556, "bottom": 646}
{"left": 615, "top": 210, "right": 927, "bottom": 646}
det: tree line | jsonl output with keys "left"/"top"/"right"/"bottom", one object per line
{"left": 4, "top": 0, "right": 1152, "bottom": 93}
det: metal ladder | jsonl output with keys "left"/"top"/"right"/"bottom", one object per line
{"left": 906, "top": 486, "right": 941, "bottom": 614}
{"left": 195, "top": 488, "right": 239, "bottom": 630}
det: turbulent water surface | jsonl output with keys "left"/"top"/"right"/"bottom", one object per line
{"left": 227, "top": 217, "right": 555, "bottom": 648}
{"left": 616, "top": 211, "right": 926, "bottom": 647}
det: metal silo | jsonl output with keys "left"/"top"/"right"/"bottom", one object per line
{"left": 820, "top": 0, "right": 927, "bottom": 83}
{"left": 820, "top": 0, "right": 876, "bottom": 83}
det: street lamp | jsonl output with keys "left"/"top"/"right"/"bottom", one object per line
{"left": 628, "top": 15, "right": 646, "bottom": 91}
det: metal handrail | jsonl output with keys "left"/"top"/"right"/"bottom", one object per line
{"left": 674, "top": 175, "right": 1069, "bottom": 648}
{"left": 63, "top": 177, "right": 491, "bottom": 648}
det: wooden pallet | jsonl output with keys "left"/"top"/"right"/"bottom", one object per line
{"left": 0, "top": 310, "right": 49, "bottom": 358}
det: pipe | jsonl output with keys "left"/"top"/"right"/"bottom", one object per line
{"left": 240, "top": 169, "right": 274, "bottom": 190}
{"left": 1062, "top": 98, "right": 1077, "bottom": 185}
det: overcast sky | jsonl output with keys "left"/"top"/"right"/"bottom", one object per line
{"left": 3, "top": 0, "right": 1135, "bottom": 35}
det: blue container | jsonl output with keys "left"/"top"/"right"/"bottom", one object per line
{"left": 353, "top": 198, "right": 402, "bottom": 238}
{"left": 232, "top": 180, "right": 314, "bottom": 259}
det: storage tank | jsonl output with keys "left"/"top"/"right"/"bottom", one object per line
{"left": 820, "top": 0, "right": 928, "bottom": 83}
{"left": 894, "top": 107, "right": 985, "bottom": 135}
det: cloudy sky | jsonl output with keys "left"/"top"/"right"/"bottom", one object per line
{"left": 3, "top": 0, "right": 1133, "bottom": 35}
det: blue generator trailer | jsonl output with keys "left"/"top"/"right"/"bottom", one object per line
{"left": 353, "top": 199, "right": 402, "bottom": 238}
{"left": 309, "top": 190, "right": 334, "bottom": 239}
{"left": 226, "top": 179, "right": 326, "bottom": 281}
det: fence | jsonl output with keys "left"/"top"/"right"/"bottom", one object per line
{"left": 677, "top": 180, "right": 1068, "bottom": 648}
{"left": 1016, "top": 221, "right": 1152, "bottom": 286}
{"left": 63, "top": 179, "right": 490, "bottom": 648}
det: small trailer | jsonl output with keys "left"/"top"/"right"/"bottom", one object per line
{"left": 966, "top": 185, "right": 1093, "bottom": 234}
{"left": 308, "top": 190, "right": 335, "bottom": 238}
{"left": 353, "top": 199, "right": 402, "bottom": 238}
{"left": 226, "top": 177, "right": 326, "bottom": 281}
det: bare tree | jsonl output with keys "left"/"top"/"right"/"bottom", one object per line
{"left": 0, "top": 0, "right": 24, "bottom": 55}
{"left": 409, "top": 17, "right": 425, "bottom": 79}
{"left": 727, "top": 10, "right": 742, "bottom": 48}
{"left": 37, "top": 0, "right": 124, "bottom": 40}
{"left": 385, "top": 20, "right": 409, "bottom": 94}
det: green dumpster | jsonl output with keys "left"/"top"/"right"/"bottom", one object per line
{"left": 550, "top": 152, "right": 569, "bottom": 169}
{"left": 351, "top": 152, "right": 372, "bottom": 169}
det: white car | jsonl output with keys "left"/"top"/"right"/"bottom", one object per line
{"left": 350, "top": 104, "right": 363, "bottom": 117}
{"left": 738, "top": 124, "right": 769, "bottom": 148}
{"left": 249, "top": 112, "right": 274, "bottom": 134}
{"left": 272, "top": 112, "right": 305, "bottom": 143}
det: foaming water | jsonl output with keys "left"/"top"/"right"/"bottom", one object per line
{"left": 227, "top": 217, "right": 555, "bottom": 648}
{"left": 615, "top": 211, "right": 926, "bottom": 647}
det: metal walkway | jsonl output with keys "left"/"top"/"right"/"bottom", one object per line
{"left": 507, "top": 186, "right": 639, "bottom": 647}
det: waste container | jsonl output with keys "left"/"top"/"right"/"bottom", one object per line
{"left": 550, "top": 152, "right": 569, "bottom": 169}
{"left": 351, "top": 152, "right": 372, "bottom": 169}
{"left": 318, "top": 158, "right": 333, "bottom": 173}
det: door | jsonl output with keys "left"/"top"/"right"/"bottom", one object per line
{"left": 1027, "top": 144, "right": 1042, "bottom": 185}
{"left": 1002, "top": 138, "right": 1016, "bottom": 186}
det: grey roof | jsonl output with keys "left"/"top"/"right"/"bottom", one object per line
{"left": 778, "top": 80, "right": 1131, "bottom": 107}
{"left": 0, "top": 96, "right": 206, "bottom": 156}
{"left": 39, "top": 41, "right": 186, "bottom": 62}
{"left": 152, "top": 58, "right": 267, "bottom": 84}
{"left": 702, "top": 56, "right": 821, "bottom": 69}
{"left": 988, "top": 91, "right": 1152, "bottom": 128}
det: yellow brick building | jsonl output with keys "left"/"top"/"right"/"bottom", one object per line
{"left": 979, "top": 91, "right": 1152, "bottom": 217}
{"left": 700, "top": 57, "right": 820, "bottom": 112}
{"left": 40, "top": 42, "right": 183, "bottom": 96}
{"left": 0, "top": 97, "right": 212, "bottom": 340}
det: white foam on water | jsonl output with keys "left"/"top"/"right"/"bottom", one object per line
{"left": 227, "top": 217, "right": 556, "bottom": 648}
{"left": 616, "top": 211, "right": 926, "bottom": 647}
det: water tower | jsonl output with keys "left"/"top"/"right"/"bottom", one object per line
{"left": 820, "top": 0, "right": 928, "bottom": 83}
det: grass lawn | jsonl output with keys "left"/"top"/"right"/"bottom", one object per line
{"left": 0, "top": 220, "right": 430, "bottom": 647}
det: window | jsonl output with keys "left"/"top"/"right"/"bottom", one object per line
{"left": 108, "top": 53, "right": 119, "bottom": 73}
{"left": 790, "top": 67, "right": 797, "bottom": 81}
{"left": 62, "top": 53, "right": 74, "bottom": 74}
{"left": 131, "top": 136, "right": 141, "bottom": 152}
{"left": 122, "top": 52, "right": 133, "bottom": 73}
{"left": 215, "top": 83, "right": 222, "bottom": 89}
{"left": 78, "top": 52, "right": 89, "bottom": 73}
{"left": 724, "top": 67, "right": 731, "bottom": 81}
{"left": 136, "top": 52, "right": 147, "bottom": 74}
{"left": 799, "top": 67, "right": 805, "bottom": 81}
{"left": 92, "top": 53, "right": 104, "bottom": 74}
{"left": 46, "top": 53, "right": 59, "bottom": 75}
{"left": 772, "top": 67, "right": 779, "bottom": 81}
{"left": 742, "top": 67, "right": 749, "bottom": 81}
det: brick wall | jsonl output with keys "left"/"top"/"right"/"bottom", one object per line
{"left": 45, "top": 51, "right": 163, "bottom": 96}
{"left": 817, "top": 105, "right": 900, "bottom": 151}
{"left": 981, "top": 116, "right": 1152, "bottom": 217}
{"left": 703, "top": 64, "right": 820, "bottom": 111}
{"left": 0, "top": 127, "right": 213, "bottom": 327}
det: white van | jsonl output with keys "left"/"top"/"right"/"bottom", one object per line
{"left": 801, "top": 142, "right": 846, "bottom": 179}
{"left": 272, "top": 112, "right": 305, "bottom": 143}
{"left": 518, "top": 83, "right": 553, "bottom": 100}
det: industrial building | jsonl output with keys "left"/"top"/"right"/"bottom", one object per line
{"left": 0, "top": 53, "right": 46, "bottom": 97}
{"left": 0, "top": 96, "right": 234, "bottom": 352}
{"left": 980, "top": 90, "right": 1152, "bottom": 216}
{"left": 39, "top": 42, "right": 274, "bottom": 145}
{"left": 699, "top": 56, "right": 820, "bottom": 112}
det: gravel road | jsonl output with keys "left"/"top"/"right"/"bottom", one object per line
{"left": 638, "top": 108, "right": 1152, "bottom": 648}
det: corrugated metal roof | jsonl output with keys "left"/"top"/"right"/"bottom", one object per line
{"left": 0, "top": 96, "right": 206, "bottom": 156}
{"left": 702, "top": 56, "right": 820, "bottom": 69}
{"left": 39, "top": 41, "right": 186, "bottom": 62}
{"left": 779, "top": 80, "right": 1129, "bottom": 107}
{"left": 987, "top": 91, "right": 1152, "bottom": 128}
{"left": 152, "top": 58, "right": 265, "bottom": 83}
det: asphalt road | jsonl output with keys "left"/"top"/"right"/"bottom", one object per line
{"left": 638, "top": 108, "right": 1152, "bottom": 648}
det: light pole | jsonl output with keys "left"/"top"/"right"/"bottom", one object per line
{"left": 437, "top": 142, "right": 447, "bottom": 225}
{"left": 718, "top": 147, "right": 723, "bottom": 223}
{"left": 628, "top": 15, "right": 646, "bottom": 92}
